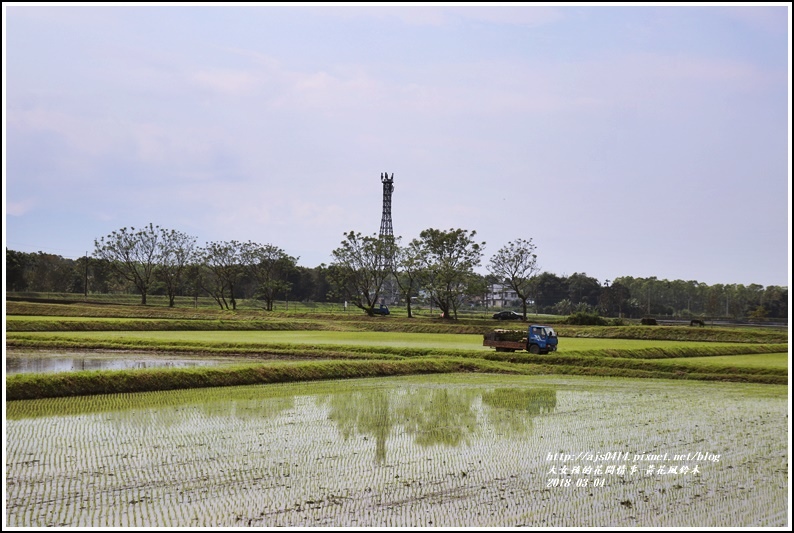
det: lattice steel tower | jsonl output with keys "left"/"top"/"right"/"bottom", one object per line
{"left": 378, "top": 172, "right": 396, "bottom": 305}
{"left": 379, "top": 172, "right": 394, "bottom": 239}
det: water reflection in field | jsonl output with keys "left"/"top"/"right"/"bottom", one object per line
{"left": 323, "top": 387, "right": 556, "bottom": 463}
{"left": 5, "top": 375, "right": 788, "bottom": 528}
{"left": 5, "top": 351, "right": 228, "bottom": 374}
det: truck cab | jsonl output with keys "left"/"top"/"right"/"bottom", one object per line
{"left": 527, "top": 325, "right": 558, "bottom": 354}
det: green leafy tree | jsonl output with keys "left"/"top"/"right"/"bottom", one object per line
{"left": 328, "top": 231, "right": 396, "bottom": 316}
{"left": 393, "top": 238, "right": 423, "bottom": 318}
{"left": 599, "top": 280, "right": 631, "bottom": 317}
{"left": 566, "top": 272, "right": 602, "bottom": 308}
{"left": 760, "top": 285, "right": 788, "bottom": 319}
{"left": 487, "top": 238, "right": 540, "bottom": 319}
{"left": 413, "top": 228, "right": 484, "bottom": 320}
{"left": 552, "top": 298, "right": 574, "bottom": 316}
{"left": 6, "top": 249, "right": 31, "bottom": 291}
{"left": 240, "top": 242, "right": 298, "bottom": 311}
{"left": 458, "top": 271, "right": 488, "bottom": 316}
{"left": 748, "top": 305, "right": 768, "bottom": 320}
{"left": 532, "top": 272, "right": 568, "bottom": 312}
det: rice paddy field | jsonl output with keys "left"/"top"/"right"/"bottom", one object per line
{"left": 4, "top": 329, "right": 756, "bottom": 351}
{"left": 5, "top": 375, "right": 788, "bottom": 527}
{"left": 5, "top": 350, "right": 241, "bottom": 375}
{"left": 4, "top": 301, "right": 791, "bottom": 527}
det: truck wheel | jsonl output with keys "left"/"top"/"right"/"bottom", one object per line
{"left": 528, "top": 344, "right": 540, "bottom": 355}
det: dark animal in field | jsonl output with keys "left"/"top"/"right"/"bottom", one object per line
{"left": 641, "top": 318, "right": 657, "bottom": 326}
{"left": 690, "top": 319, "right": 705, "bottom": 327}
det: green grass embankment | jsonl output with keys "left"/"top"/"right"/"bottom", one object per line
{"left": 15, "top": 319, "right": 785, "bottom": 343}
{"left": 553, "top": 325, "right": 787, "bottom": 343}
{"left": 7, "top": 343, "right": 788, "bottom": 400}
{"left": 7, "top": 352, "right": 787, "bottom": 401}
{"left": 481, "top": 352, "right": 788, "bottom": 378}
{"left": 5, "top": 358, "right": 522, "bottom": 400}
{"left": 6, "top": 332, "right": 786, "bottom": 360}
{"left": 5, "top": 318, "right": 494, "bottom": 335}
{"left": 6, "top": 301, "right": 788, "bottom": 398}
{"left": 7, "top": 301, "right": 787, "bottom": 343}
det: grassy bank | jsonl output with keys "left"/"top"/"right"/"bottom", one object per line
{"left": 5, "top": 359, "right": 521, "bottom": 400}
{"left": 6, "top": 300, "right": 788, "bottom": 399}
{"left": 8, "top": 317, "right": 787, "bottom": 344}
{"left": 7, "top": 347, "right": 788, "bottom": 400}
{"left": 7, "top": 301, "right": 787, "bottom": 343}
{"left": 6, "top": 331, "right": 786, "bottom": 358}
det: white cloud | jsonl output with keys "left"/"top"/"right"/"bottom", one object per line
{"left": 191, "top": 68, "right": 261, "bottom": 96}
{"left": 6, "top": 198, "right": 37, "bottom": 216}
{"left": 8, "top": 108, "right": 120, "bottom": 157}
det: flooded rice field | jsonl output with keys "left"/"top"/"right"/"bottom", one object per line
{"left": 5, "top": 350, "right": 233, "bottom": 374}
{"left": 5, "top": 374, "right": 788, "bottom": 527}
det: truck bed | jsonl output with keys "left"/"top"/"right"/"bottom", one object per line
{"left": 482, "top": 339, "right": 526, "bottom": 352}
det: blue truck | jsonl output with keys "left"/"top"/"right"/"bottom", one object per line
{"left": 483, "top": 324, "right": 558, "bottom": 354}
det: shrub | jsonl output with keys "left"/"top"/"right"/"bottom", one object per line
{"left": 564, "top": 312, "right": 607, "bottom": 326}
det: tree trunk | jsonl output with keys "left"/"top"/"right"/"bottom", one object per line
{"left": 436, "top": 299, "right": 450, "bottom": 319}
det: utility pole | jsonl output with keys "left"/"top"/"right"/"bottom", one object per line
{"left": 84, "top": 251, "right": 88, "bottom": 300}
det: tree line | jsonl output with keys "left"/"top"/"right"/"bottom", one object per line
{"left": 5, "top": 224, "right": 788, "bottom": 320}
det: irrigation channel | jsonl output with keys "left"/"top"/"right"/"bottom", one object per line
{"left": 6, "top": 374, "right": 788, "bottom": 527}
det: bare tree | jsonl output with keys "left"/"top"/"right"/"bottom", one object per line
{"left": 94, "top": 224, "right": 161, "bottom": 304}
{"left": 198, "top": 240, "right": 243, "bottom": 310}
{"left": 156, "top": 228, "right": 198, "bottom": 307}
{"left": 487, "top": 238, "right": 540, "bottom": 320}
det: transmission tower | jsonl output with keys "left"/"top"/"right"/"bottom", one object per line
{"left": 379, "top": 172, "right": 394, "bottom": 239}
{"left": 379, "top": 172, "right": 397, "bottom": 305}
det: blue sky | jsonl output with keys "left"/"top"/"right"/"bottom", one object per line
{"left": 4, "top": 4, "right": 791, "bottom": 287}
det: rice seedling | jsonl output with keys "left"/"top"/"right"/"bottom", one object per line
{"left": 5, "top": 374, "right": 787, "bottom": 527}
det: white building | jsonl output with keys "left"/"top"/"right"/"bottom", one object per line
{"left": 485, "top": 283, "right": 520, "bottom": 308}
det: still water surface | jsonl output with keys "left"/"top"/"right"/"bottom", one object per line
{"left": 5, "top": 350, "right": 229, "bottom": 374}
{"left": 5, "top": 375, "right": 787, "bottom": 527}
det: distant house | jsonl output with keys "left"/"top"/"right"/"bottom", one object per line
{"left": 486, "top": 283, "right": 520, "bottom": 308}
{"left": 415, "top": 284, "right": 529, "bottom": 310}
